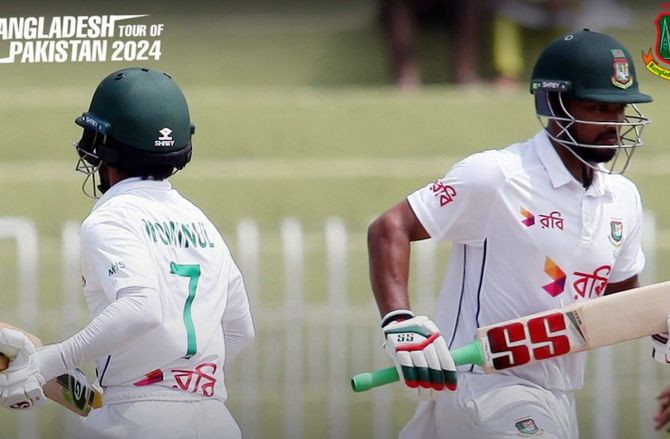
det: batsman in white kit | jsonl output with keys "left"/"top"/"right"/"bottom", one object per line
{"left": 0, "top": 68, "right": 255, "bottom": 438}
{"left": 367, "top": 30, "right": 655, "bottom": 438}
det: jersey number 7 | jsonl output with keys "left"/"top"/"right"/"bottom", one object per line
{"left": 170, "top": 262, "right": 201, "bottom": 359}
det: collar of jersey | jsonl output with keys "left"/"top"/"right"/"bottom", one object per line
{"left": 92, "top": 177, "right": 172, "bottom": 211}
{"left": 534, "top": 130, "right": 609, "bottom": 197}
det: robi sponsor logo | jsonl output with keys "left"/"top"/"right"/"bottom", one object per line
{"left": 430, "top": 180, "right": 456, "bottom": 207}
{"left": 573, "top": 265, "right": 610, "bottom": 300}
{"left": 540, "top": 257, "right": 611, "bottom": 300}
{"left": 520, "top": 208, "right": 535, "bottom": 227}
{"left": 520, "top": 207, "right": 564, "bottom": 230}
{"left": 542, "top": 257, "right": 566, "bottom": 297}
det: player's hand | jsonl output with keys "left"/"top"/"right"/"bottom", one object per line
{"left": 655, "top": 385, "right": 670, "bottom": 430}
{"left": 0, "top": 329, "right": 45, "bottom": 410}
{"left": 383, "top": 315, "right": 456, "bottom": 400}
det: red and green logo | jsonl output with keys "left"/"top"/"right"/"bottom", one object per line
{"left": 514, "top": 417, "right": 543, "bottom": 436}
{"left": 642, "top": 5, "right": 670, "bottom": 80}
{"left": 609, "top": 220, "right": 623, "bottom": 246}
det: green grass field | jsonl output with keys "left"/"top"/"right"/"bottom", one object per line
{"left": 0, "top": 1, "right": 669, "bottom": 437}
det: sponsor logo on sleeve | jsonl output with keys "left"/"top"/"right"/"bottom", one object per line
{"left": 430, "top": 180, "right": 457, "bottom": 207}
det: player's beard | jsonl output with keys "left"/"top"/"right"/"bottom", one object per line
{"left": 567, "top": 127, "right": 618, "bottom": 164}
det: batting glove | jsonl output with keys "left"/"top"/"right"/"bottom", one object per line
{"left": 382, "top": 313, "right": 457, "bottom": 400}
{"left": 0, "top": 329, "right": 45, "bottom": 410}
{"left": 650, "top": 316, "right": 670, "bottom": 365}
{"left": 652, "top": 334, "right": 669, "bottom": 364}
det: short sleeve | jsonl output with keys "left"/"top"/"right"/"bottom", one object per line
{"left": 80, "top": 220, "right": 160, "bottom": 301}
{"left": 407, "top": 151, "right": 506, "bottom": 244}
{"left": 609, "top": 185, "right": 645, "bottom": 283}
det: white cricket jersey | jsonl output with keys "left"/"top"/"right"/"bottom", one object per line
{"left": 79, "top": 178, "right": 253, "bottom": 402}
{"left": 407, "top": 130, "right": 644, "bottom": 391}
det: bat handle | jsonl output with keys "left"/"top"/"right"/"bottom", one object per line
{"left": 350, "top": 366, "right": 398, "bottom": 392}
{"left": 350, "top": 340, "right": 485, "bottom": 392}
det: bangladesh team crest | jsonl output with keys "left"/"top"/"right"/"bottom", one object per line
{"left": 514, "top": 418, "right": 543, "bottom": 436}
{"left": 641, "top": 5, "right": 670, "bottom": 80}
{"left": 609, "top": 220, "right": 623, "bottom": 246}
{"left": 611, "top": 49, "right": 633, "bottom": 89}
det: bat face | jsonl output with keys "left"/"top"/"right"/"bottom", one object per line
{"left": 478, "top": 309, "right": 589, "bottom": 372}
{"left": 50, "top": 368, "right": 102, "bottom": 415}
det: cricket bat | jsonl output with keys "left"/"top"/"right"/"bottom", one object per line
{"left": 352, "top": 280, "right": 670, "bottom": 392}
{"left": 0, "top": 322, "right": 102, "bottom": 416}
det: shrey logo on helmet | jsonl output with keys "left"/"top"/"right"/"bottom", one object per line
{"left": 641, "top": 4, "right": 670, "bottom": 80}
{"left": 156, "top": 127, "right": 175, "bottom": 147}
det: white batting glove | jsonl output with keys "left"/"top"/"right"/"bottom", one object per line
{"left": 0, "top": 329, "right": 45, "bottom": 410}
{"left": 651, "top": 315, "right": 670, "bottom": 364}
{"left": 382, "top": 313, "right": 457, "bottom": 400}
{"left": 651, "top": 334, "right": 669, "bottom": 364}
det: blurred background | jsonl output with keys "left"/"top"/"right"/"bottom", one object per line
{"left": 0, "top": 0, "right": 669, "bottom": 438}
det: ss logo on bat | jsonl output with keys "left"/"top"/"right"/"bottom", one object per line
{"left": 486, "top": 313, "right": 571, "bottom": 370}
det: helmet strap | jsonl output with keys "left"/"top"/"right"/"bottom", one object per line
{"left": 97, "top": 163, "right": 111, "bottom": 194}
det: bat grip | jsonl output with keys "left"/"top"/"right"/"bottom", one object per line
{"left": 351, "top": 340, "right": 485, "bottom": 392}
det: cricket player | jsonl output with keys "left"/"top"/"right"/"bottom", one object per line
{"left": 368, "top": 29, "right": 652, "bottom": 438}
{"left": 0, "top": 68, "right": 255, "bottom": 438}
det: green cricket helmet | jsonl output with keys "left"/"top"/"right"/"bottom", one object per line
{"left": 530, "top": 29, "right": 652, "bottom": 174}
{"left": 74, "top": 67, "right": 194, "bottom": 195}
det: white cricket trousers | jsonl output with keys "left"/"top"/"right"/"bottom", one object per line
{"left": 399, "top": 373, "right": 579, "bottom": 439}
{"left": 77, "top": 398, "right": 242, "bottom": 439}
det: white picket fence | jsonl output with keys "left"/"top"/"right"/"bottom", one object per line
{"left": 0, "top": 215, "right": 664, "bottom": 439}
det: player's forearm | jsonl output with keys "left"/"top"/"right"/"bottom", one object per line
{"left": 367, "top": 214, "right": 413, "bottom": 317}
{"left": 37, "top": 286, "right": 162, "bottom": 380}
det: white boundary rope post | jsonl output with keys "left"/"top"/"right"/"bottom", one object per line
{"left": 593, "top": 345, "right": 616, "bottom": 439}
{"left": 61, "top": 221, "right": 82, "bottom": 335}
{"left": 0, "top": 218, "right": 39, "bottom": 439}
{"left": 61, "top": 221, "right": 84, "bottom": 438}
{"left": 414, "top": 239, "right": 438, "bottom": 315}
{"left": 326, "top": 218, "right": 348, "bottom": 439}
{"left": 638, "top": 211, "right": 658, "bottom": 439}
{"left": 282, "top": 218, "right": 304, "bottom": 439}
{"left": 372, "top": 338, "right": 393, "bottom": 439}
{"left": 237, "top": 219, "right": 260, "bottom": 439}
{"left": 593, "top": 211, "right": 657, "bottom": 439}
